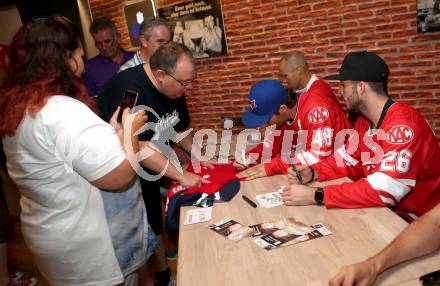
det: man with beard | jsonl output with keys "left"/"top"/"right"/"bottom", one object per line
{"left": 282, "top": 51, "right": 440, "bottom": 222}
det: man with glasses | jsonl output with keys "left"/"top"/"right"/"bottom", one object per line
{"left": 98, "top": 42, "right": 204, "bottom": 286}
{"left": 84, "top": 17, "right": 134, "bottom": 96}
{"left": 119, "top": 17, "right": 171, "bottom": 72}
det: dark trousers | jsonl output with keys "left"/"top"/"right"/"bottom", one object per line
{"left": 140, "top": 178, "right": 162, "bottom": 236}
{"left": 0, "top": 180, "right": 13, "bottom": 243}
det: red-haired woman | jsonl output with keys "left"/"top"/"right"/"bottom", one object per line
{"left": 0, "top": 17, "right": 147, "bottom": 285}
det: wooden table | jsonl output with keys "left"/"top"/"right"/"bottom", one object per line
{"left": 177, "top": 174, "right": 440, "bottom": 286}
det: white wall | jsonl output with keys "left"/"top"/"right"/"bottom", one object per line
{"left": 77, "top": 0, "right": 99, "bottom": 59}
{"left": 418, "top": 0, "right": 435, "bottom": 9}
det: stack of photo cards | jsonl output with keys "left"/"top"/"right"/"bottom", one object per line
{"left": 250, "top": 217, "right": 332, "bottom": 251}
{"left": 184, "top": 207, "right": 213, "bottom": 225}
{"left": 255, "top": 186, "right": 284, "bottom": 208}
{"left": 208, "top": 219, "right": 254, "bottom": 241}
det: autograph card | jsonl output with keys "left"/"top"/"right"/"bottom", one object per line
{"left": 255, "top": 186, "right": 284, "bottom": 208}
{"left": 208, "top": 219, "right": 253, "bottom": 241}
{"left": 184, "top": 207, "right": 213, "bottom": 225}
{"left": 250, "top": 218, "right": 332, "bottom": 250}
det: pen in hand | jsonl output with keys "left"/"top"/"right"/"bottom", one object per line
{"left": 291, "top": 164, "right": 303, "bottom": 184}
{"left": 242, "top": 195, "right": 257, "bottom": 208}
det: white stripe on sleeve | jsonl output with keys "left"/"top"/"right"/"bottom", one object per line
{"left": 297, "top": 150, "right": 320, "bottom": 165}
{"left": 336, "top": 147, "right": 359, "bottom": 166}
{"left": 367, "top": 172, "right": 411, "bottom": 202}
{"left": 396, "top": 178, "right": 416, "bottom": 187}
{"left": 310, "top": 149, "right": 332, "bottom": 157}
{"left": 379, "top": 195, "right": 395, "bottom": 206}
{"left": 407, "top": 212, "right": 419, "bottom": 220}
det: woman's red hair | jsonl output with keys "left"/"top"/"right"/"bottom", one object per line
{"left": 0, "top": 17, "right": 96, "bottom": 137}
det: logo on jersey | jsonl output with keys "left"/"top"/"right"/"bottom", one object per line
{"left": 249, "top": 99, "right": 257, "bottom": 110}
{"left": 386, "top": 125, "right": 414, "bottom": 144}
{"left": 307, "top": 107, "right": 329, "bottom": 124}
{"left": 171, "top": 185, "right": 186, "bottom": 194}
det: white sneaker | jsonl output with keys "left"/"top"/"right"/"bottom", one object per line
{"left": 9, "top": 272, "right": 23, "bottom": 282}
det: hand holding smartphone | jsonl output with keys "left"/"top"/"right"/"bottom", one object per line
{"left": 117, "top": 89, "right": 139, "bottom": 123}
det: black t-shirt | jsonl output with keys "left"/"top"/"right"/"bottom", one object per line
{"left": 97, "top": 64, "right": 191, "bottom": 142}
{"left": 97, "top": 65, "right": 191, "bottom": 222}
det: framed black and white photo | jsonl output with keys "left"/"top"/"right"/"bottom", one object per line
{"left": 158, "top": 0, "right": 228, "bottom": 58}
{"left": 417, "top": 0, "right": 440, "bottom": 33}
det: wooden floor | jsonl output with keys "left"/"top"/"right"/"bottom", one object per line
{"left": 3, "top": 172, "right": 177, "bottom": 286}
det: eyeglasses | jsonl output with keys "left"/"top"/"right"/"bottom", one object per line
{"left": 165, "top": 72, "right": 194, "bottom": 87}
{"left": 152, "top": 38, "right": 170, "bottom": 45}
{"left": 95, "top": 38, "right": 114, "bottom": 47}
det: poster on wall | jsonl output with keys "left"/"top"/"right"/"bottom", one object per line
{"left": 158, "top": 0, "right": 228, "bottom": 59}
{"left": 124, "top": 0, "right": 156, "bottom": 46}
{"left": 417, "top": 0, "right": 440, "bottom": 32}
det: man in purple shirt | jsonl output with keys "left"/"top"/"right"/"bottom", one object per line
{"left": 84, "top": 17, "right": 134, "bottom": 97}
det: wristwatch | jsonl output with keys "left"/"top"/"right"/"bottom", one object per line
{"left": 314, "top": 187, "right": 324, "bottom": 205}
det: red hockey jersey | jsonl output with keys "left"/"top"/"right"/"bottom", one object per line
{"left": 167, "top": 163, "right": 239, "bottom": 199}
{"left": 264, "top": 79, "right": 352, "bottom": 175}
{"left": 246, "top": 120, "right": 296, "bottom": 164}
{"left": 313, "top": 101, "right": 440, "bottom": 220}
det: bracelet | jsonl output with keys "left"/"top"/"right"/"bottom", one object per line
{"left": 305, "top": 166, "right": 315, "bottom": 184}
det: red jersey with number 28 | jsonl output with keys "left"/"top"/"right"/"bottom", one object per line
{"left": 264, "top": 79, "right": 352, "bottom": 175}
{"left": 313, "top": 101, "right": 440, "bottom": 220}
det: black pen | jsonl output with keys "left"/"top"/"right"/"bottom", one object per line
{"left": 291, "top": 164, "right": 303, "bottom": 184}
{"left": 242, "top": 195, "right": 257, "bottom": 208}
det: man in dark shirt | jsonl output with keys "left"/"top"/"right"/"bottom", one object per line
{"left": 84, "top": 17, "right": 134, "bottom": 96}
{"left": 98, "top": 42, "right": 206, "bottom": 286}
{"left": 98, "top": 43, "right": 200, "bottom": 178}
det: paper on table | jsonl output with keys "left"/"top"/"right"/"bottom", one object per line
{"left": 184, "top": 207, "right": 213, "bottom": 225}
{"left": 255, "top": 186, "right": 284, "bottom": 208}
{"left": 208, "top": 218, "right": 253, "bottom": 241}
{"left": 250, "top": 218, "right": 332, "bottom": 250}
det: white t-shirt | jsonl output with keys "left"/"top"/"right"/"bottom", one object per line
{"left": 3, "top": 96, "right": 125, "bottom": 285}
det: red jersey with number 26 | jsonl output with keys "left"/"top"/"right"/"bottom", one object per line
{"left": 313, "top": 102, "right": 440, "bottom": 220}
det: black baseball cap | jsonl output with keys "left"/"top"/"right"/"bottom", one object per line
{"left": 325, "top": 51, "right": 389, "bottom": 82}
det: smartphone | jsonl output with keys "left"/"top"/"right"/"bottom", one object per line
{"left": 117, "top": 89, "right": 138, "bottom": 122}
